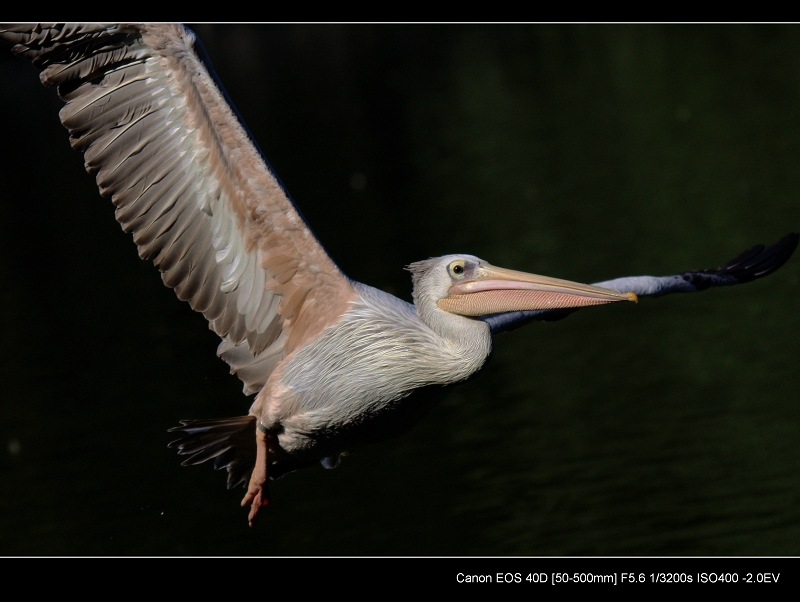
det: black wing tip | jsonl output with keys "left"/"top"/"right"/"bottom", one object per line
{"left": 714, "top": 232, "right": 799, "bottom": 283}
{"left": 487, "top": 232, "right": 799, "bottom": 333}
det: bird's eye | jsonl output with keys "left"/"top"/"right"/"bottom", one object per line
{"left": 449, "top": 261, "right": 465, "bottom": 277}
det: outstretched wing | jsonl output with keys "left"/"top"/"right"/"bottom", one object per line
{"left": 1, "top": 23, "right": 356, "bottom": 394}
{"left": 484, "top": 233, "right": 799, "bottom": 334}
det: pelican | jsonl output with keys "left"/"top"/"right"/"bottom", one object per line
{"left": 3, "top": 24, "right": 797, "bottom": 527}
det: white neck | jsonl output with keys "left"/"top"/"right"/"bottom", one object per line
{"left": 413, "top": 286, "right": 493, "bottom": 357}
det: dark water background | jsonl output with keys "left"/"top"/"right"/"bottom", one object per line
{"left": 1, "top": 24, "right": 799, "bottom": 556}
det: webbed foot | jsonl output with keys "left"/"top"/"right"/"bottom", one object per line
{"left": 241, "top": 425, "right": 273, "bottom": 527}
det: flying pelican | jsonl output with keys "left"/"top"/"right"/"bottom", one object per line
{"left": 3, "top": 24, "right": 797, "bottom": 527}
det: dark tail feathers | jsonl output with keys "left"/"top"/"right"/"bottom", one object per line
{"left": 168, "top": 416, "right": 256, "bottom": 490}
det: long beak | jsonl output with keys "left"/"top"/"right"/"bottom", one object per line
{"left": 437, "top": 263, "right": 637, "bottom": 316}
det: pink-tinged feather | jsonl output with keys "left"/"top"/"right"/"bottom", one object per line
{"left": 3, "top": 23, "right": 357, "bottom": 394}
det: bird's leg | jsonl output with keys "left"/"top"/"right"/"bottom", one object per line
{"left": 241, "top": 424, "right": 273, "bottom": 527}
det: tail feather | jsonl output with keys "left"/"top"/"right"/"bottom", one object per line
{"left": 180, "top": 444, "right": 234, "bottom": 467}
{"left": 168, "top": 416, "right": 256, "bottom": 490}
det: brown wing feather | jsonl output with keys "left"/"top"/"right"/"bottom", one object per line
{"left": 1, "top": 23, "right": 357, "bottom": 392}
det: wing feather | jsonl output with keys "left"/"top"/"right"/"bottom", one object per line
{"left": 1, "top": 23, "right": 356, "bottom": 392}
{"left": 485, "top": 233, "right": 799, "bottom": 334}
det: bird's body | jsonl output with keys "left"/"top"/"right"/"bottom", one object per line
{"left": 254, "top": 280, "right": 490, "bottom": 460}
{"left": 2, "top": 23, "right": 796, "bottom": 526}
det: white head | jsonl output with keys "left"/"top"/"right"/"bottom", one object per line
{"left": 407, "top": 253, "right": 637, "bottom": 342}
